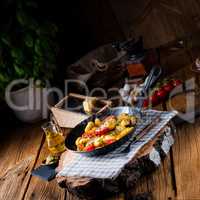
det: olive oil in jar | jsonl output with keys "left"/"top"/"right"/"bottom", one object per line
{"left": 42, "top": 122, "right": 66, "bottom": 154}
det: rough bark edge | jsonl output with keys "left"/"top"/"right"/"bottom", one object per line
{"left": 57, "top": 126, "right": 172, "bottom": 199}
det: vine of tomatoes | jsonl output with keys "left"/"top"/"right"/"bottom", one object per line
{"left": 143, "top": 79, "right": 182, "bottom": 108}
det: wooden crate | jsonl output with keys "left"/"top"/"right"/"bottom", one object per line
{"left": 51, "top": 93, "right": 112, "bottom": 128}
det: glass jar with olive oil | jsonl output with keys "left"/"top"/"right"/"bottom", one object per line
{"left": 42, "top": 122, "right": 66, "bottom": 154}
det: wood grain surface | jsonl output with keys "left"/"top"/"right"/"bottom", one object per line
{"left": 0, "top": 123, "right": 44, "bottom": 200}
{"left": 124, "top": 154, "right": 175, "bottom": 200}
{"left": 24, "top": 137, "right": 66, "bottom": 200}
{"left": 173, "top": 118, "right": 200, "bottom": 200}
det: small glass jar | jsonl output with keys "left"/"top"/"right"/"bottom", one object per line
{"left": 42, "top": 121, "right": 66, "bottom": 154}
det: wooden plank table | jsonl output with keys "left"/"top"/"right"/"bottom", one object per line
{"left": 1, "top": 52, "right": 200, "bottom": 199}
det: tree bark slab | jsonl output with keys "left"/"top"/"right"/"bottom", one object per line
{"left": 56, "top": 125, "right": 173, "bottom": 200}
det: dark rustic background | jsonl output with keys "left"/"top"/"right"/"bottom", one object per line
{"left": 1, "top": 0, "right": 200, "bottom": 129}
{"left": 1, "top": 0, "right": 200, "bottom": 62}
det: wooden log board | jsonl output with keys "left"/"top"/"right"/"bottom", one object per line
{"left": 56, "top": 124, "right": 174, "bottom": 200}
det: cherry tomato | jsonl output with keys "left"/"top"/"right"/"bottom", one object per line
{"left": 157, "top": 88, "right": 167, "bottom": 100}
{"left": 84, "top": 144, "right": 95, "bottom": 152}
{"left": 104, "top": 139, "right": 116, "bottom": 145}
{"left": 173, "top": 79, "right": 182, "bottom": 87}
{"left": 150, "top": 92, "right": 159, "bottom": 106}
{"left": 169, "top": 79, "right": 175, "bottom": 85}
{"left": 95, "top": 127, "right": 110, "bottom": 136}
{"left": 143, "top": 99, "right": 149, "bottom": 108}
{"left": 163, "top": 83, "right": 174, "bottom": 93}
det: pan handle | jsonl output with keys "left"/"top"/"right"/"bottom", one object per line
{"left": 144, "top": 66, "right": 162, "bottom": 91}
{"left": 136, "top": 66, "right": 162, "bottom": 110}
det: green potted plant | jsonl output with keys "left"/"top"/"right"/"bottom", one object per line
{"left": 0, "top": 0, "right": 58, "bottom": 122}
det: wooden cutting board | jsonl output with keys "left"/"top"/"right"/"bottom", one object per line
{"left": 166, "top": 91, "right": 195, "bottom": 113}
{"left": 56, "top": 124, "right": 174, "bottom": 199}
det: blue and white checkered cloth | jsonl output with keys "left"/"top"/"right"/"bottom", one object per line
{"left": 57, "top": 109, "right": 177, "bottom": 179}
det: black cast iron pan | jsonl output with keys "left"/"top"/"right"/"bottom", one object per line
{"left": 65, "top": 66, "right": 162, "bottom": 156}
